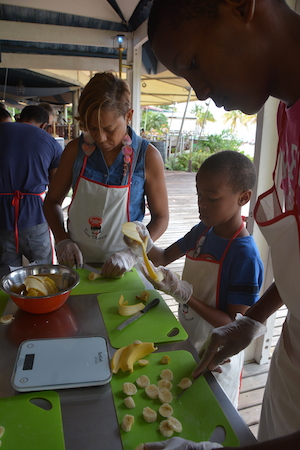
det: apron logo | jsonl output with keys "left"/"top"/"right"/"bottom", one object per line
{"left": 87, "top": 216, "right": 102, "bottom": 239}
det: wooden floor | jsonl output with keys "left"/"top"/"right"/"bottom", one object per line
{"left": 143, "top": 170, "right": 286, "bottom": 439}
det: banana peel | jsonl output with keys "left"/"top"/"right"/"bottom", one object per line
{"left": 118, "top": 294, "right": 145, "bottom": 316}
{"left": 111, "top": 341, "right": 157, "bottom": 374}
{"left": 24, "top": 275, "right": 59, "bottom": 296}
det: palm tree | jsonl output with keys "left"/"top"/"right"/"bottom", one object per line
{"left": 223, "top": 110, "right": 257, "bottom": 134}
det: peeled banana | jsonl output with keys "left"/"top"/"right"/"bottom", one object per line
{"left": 24, "top": 275, "right": 59, "bottom": 297}
{"left": 119, "top": 341, "right": 157, "bottom": 373}
{"left": 118, "top": 295, "right": 145, "bottom": 316}
{"left": 158, "top": 403, "right": 173, "bottom": 418}
{"left": 177, "top": 377, "right": 193, "bottom": 390}
{"left": 136, "top": 375, "right": 150, "bottom": 388}
{"left": 158, "top": 379, "right": 173, "bottom": 390}
{"left": 158, "top": 388, "right": 173, "bottom": 404}
{"left": 124, "top": 396, "right": 136, "bottom": 409}
{"left": 121, "top": 414, "right": 134, "bottom": 432}
{"left": 159, "top": 419, "right": 174, "bottom": 437}
{"left": 160, "top": 369, "right": 173, "bottom": 381}
{"left": 143, "top": 406, "right": 157, "bottom": 423}
{"left": 160, "top": 355, "right": 171, "bottom": 365}
{"left": 123, "top": 382, "right": 137, "bottom": 396}
{"left": 167, "top": 416, "right": 183, "bottom": 433}
{"left": 145, "top": 384, "right": 159, "bottom": 399}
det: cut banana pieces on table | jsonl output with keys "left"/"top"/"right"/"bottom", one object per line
{"left": 111, "top": 341, "right": 157, "bottom": 374}
{"left": 160, "top": 369, "right": 173, "bottom": 381}
{"left": 121, "top": 414, "right": 135, "bottom": 432}
{"left": 159, "top": 419, "right": 174, "bottom": 437}
{"left": 158, "top": 388, "right": 173, "bottom": 404}
{"left": 136, "top": 375, "right": 150, "bottom": 388}
{"left": 123, "top": 382, "right": 137, "bottom": 396}
{"left": 142, "top": 406, "right": 157, "bottom": 423}
{"left": 177, "top": 377, "right": 193, "bottom": 389}
{"left": 158, "top": 403, "right": 173, "bottom": 418}
{"left": 145, "top": 384, "right": 159, "bottom": 399}
{"left": 124, "top": 396, "right": 136, "bottom": 409}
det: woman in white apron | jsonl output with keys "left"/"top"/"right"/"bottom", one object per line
{"left": 44, "top": 72, "right": 168, "bottom": 276}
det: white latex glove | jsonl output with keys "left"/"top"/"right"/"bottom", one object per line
{"left": 55, "top": 239, "right": 83, "bottom": 268}
{"left": 192, "top": 313, "right": 267, "bottom": 378}
{"left": 101, "top": 248, "right": 137, "bottom": 278}
{"left": 123, "top": 221, "right": 154, "bottom": 257}
{"left": 144, "top": 437, "right": 223, "bottom": 450}
{"left": 142, "top": 264, "right": 193, "bottom": 304}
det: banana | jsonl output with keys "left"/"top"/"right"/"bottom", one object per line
{"left": 136, "top": 375, "right": 150, "bottom": 388}
{"left": 143, "top": 406, "right": 157, "bottom": 423}
{"left": 124, "top": 396, "right": 136, "bottom": 409}
{"left": 158, "top": 379, "right": 173, "bottom": 390}
{"left": 88, "top": 271, "right": 103, "bottom": 281}
{"left": 160, "top": 369, "right": 173, "bottom": 381}
{"left": 160, "top": 355, "right": 171, "bottom": 365}
{"left": 158, "top": 388, "right": 173, "bottom": 404}
{"left": 145, "top": 384, "right": 159, "bottom": 399}
{"left": 167, "top": 416, "right": 183, "bottom": 433}
{"left": 177, "top": 377, "right": 193, "bottom": 390}
{"left": 119, "top": 341, "right": 157, "bottom": 373}
{"left": 24, "top": 275, "right": 59, "bottom": 296}
{"left": 0, "top": 426, "right": 5, "bottom": 438}
{"left": 111, "top": 346, "right": 127, "bottom": 374}
{"left": 118, "top": 294, "right": 145, "bottom": 316}
{"left": 159, "top": 419, "right": 174, "bottom": 437}
{"left": 122, "top": 382, "right": 137, "bottom": 396}
{"left": 121, "top": 414, "right": 134, "bottom": 432}
{"left": 138, "top": 359, "right": 149, "bottom": 367}
{"left": 158, "top": 403, "right": 173, "bottom": 418}
{"left": 0, "top": 314, "right": 15, "bottom": 325}
{"left": 136, "top": 290, "right": 150, "bottom": 302}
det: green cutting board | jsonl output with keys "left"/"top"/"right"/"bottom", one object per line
{"left": 98, "top": 289, "right": 188, "bottom": 348}
{"left": 0, "top": 290, "right": 9, "bottom": 316}
{"left": 111, "top": 350, "right": 240, "bottom": 450}
{"left": 0, "top": 391, "right": 65, "bottom": 450}
{"left": 71, "top": 267, "right": 145, "bottom": 295}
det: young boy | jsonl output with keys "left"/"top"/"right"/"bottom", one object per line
{"left": 145, "top": 0, "right": 300, "bottom": 447}
{"left": 129, "top": 150, "right": 263, "bottom": 408}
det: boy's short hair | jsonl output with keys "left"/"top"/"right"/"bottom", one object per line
{"left": 198, "top": 150, "right": 256, "bottom": 193}
{"left": 20, "top": 105, "right": 49, "bottom": 124}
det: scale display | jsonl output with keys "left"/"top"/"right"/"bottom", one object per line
{"left": 11, "top": 336, "right": 112, "bottom": 392}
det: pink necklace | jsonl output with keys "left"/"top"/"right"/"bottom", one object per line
{"left": 121, "top": 133, "right": 133, "bottom": 176}
{"left": 82, "top": 132, "right": 96, "bottom": 156}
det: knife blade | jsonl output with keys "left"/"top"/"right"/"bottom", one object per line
{"left": 117, "top": 298, "right": 160, "bottom": 330}
{"left": 81, "top": 263, "right": 103, "bottom": 275}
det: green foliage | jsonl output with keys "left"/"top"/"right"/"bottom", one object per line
{"left": 165, "top": 131, "right": 246, "bottom": 172}
{"left": 141, "top": 110, "right": 169, "bottom": 132}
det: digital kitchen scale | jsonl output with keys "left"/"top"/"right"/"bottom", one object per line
{"left": 11, "top": 336, "right": 112, "bottom": 392}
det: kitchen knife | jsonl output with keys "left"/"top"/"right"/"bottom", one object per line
{"left": 117, "top": 298, "right": 160, "bottom": 330}
{"left": 81, "top": 263, "right": 103, "bottom": 275}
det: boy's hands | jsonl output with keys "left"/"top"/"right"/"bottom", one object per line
{"left": 192, "top": 313, "right": 267, "bottom": 378}
{"left": 144, "top": 437, "right": 223, "bottom": 449}
{"left": 123, "top": 221, "right": 154, "bottom": 257}
{"left": 56, "top": 238, "right": 83, "bottom": 268}
{"left": 143, "top": 264, "right": 193, "bottom": 304}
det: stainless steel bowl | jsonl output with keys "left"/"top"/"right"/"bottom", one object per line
{"left": 1, "top": 264, "right": 80, "bottom": 314}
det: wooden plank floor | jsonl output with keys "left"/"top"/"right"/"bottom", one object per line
{"left": 143, "top": 170, "right": 286, "bottom": 439}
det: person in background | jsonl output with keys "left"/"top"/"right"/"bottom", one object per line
{"left": 0, "top": 105, "right": 63, "bottom": 278}
{"left": 141, "top": 0, "right": 300, "bottom": 448}
{"left": 0, "top": 105, "right": 12, "bottom": 123}
{"left": 126, "top": 151, "right": 263, "bottom": 408}
{"left": 38, "top": 102, "right": 55, "bottom": 126}
{"left": 43, "top": 71, "right": 169, "bottom": 278}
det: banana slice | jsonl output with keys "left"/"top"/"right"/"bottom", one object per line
{"left": 142, "top": 406, "right": 157, "bottom": 423}
{"left": 158, "top": 379, "right": 173, "bottom": 390}
{"left": 160, "top": 369, "right": 173, "bottom": 381}
{"left": 0, "top": 314, "right": 15, "bottom": 325}
{"left": 123, "top": 382, "right": 137, "bottom": 396}
{"left": 177, "top": 377, "right": 193, "bottom": 390}
{"left": 124, "top": 396, "right": 136, "bottom": 409}
{"left": 159, "top": 419, "right": 174, "bottom": 437}
{"left": 138, "top": 359, "right": 149, "bottom": 367}
{"left": 88, "top": 271, "right": 103, "bottom": 281}
{"left": 145, "top": 384, "right": 159, "bottom": 399}
{"left": 160, "top": 355, "right": 171, "bottom": 365}
{"left": 121, "top": 414, "right": 134, "bottom": 432}
{"left": 158, "top": 388, "right": 173, "bottom": 404}
{"left": 136, "top": 290, "right": 150, "bottom": 302}
{"left": 136, "top": 375, "right": 150, "bottom": 388}
{"left": 0, "top": 426, "right": 5, "bottom": 438}
{"left": 167, "top": 416, "right": 183, "bottom": 433}
{"left": 158, "top": 403, "right": 173, "bottom": 418}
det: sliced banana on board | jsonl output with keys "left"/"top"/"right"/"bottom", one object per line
{"left": 159, "top": 419, "right": 174, "bottom": 437}
{"left": 121, "top": 414, "right": 135, "bottom": 432}
{"left": 158, "top": 388, "right": 173, "bottom": 404}
{"left": 158, "top": 403, "right": 174, "bottom": 418}
{"left": 158, "top": 379, "right": 173, "bottom": 390}
{"left": 145, "top": 384, "right": 159, "bottom": 399}
{"left": 142, "top": 406, "right": 157, "bottom": 423}
{"left": 122, "top": 382, "right": 137, "bottom": 396}
{"left": 160, "top": 369, "right": 173, "bottom": 381}
{"left": 167, "top": 416, "right": 183, "bottom": 433}
{"left": 177, "top": 377, "right": 193, "bottom": 390}
{"left": 124, "top": 396, "right": 136, "bottom": 409}
{"left": 136, "top": 375, "right": 150, "bottom": 388}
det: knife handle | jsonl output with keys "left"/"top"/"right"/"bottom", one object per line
{"left": 142, "top": 298, "right": 160, "bottom": 313}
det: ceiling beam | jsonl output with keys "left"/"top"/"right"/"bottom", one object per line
{"left": 0, "top": 53, "right": 119, "bottom": 72}
{"left": 0, "top": 21, "right": 130, "bottom": 47}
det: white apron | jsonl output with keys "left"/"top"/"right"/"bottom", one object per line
{"left": 68, "top": 154, "right": 133, "bottom": 263}
{"left": 255, "top": 122, "right": 300, "bottom": 440}
{"left": 179, "top": 223, "right": 244, "bottom": 407}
